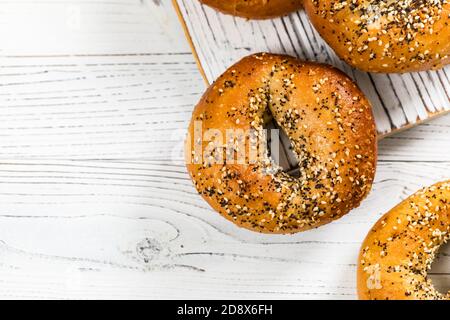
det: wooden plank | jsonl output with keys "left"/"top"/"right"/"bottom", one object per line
{"left": 0, "top": 160, "right": 448, "bottom": 299}
{"left": 0, "top": 53, "right": 204, "bottom": 160}
{"left": 173, "top": 0, "right": 450, "bottom": 137}
{"left": 0, "top": 0, "right": 187, "bottom": 55}
{"left": 2, "top": 53, "right": 448, "bottom": 162}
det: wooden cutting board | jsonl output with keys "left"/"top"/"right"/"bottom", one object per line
{"left": 173, "top": 0, "right": 450, "bottom": 139}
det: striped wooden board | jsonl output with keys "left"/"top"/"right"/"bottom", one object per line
{"left": 173, "top": 0, "right": 450, "bottom": 137}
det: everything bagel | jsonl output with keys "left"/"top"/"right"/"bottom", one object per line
{"left": 199, "top": 0, "right": 303, "bottom": 19}
{"left": 304, "top": 0, "right": 450, "bottom": 73}
{"left": 185, "top": 53, "right": 377, "bottom": 234}
{"left": 358, "top": 181, "right": 450, "bottom": 300}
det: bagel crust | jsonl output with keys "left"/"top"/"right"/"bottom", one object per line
{"left": 304, "top": 0, "right": 450, "bottom": 73}
{"left": 358, "top": 181, "right": 450, "bottom": 300}
{"left": 200, "top": 0, "right": 303, "bottom": 19}
{"left": 186, "top": 53, "right": 377, "bottom": 234}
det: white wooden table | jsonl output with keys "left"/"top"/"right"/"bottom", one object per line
{"left": 0, "top": 0, "right": 448, "bottom": 299}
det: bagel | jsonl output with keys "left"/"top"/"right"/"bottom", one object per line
{"left": 357, "top": 181, "right": 450, "bottom": 300}
{"left": 304, "top": 0, "right": 450, "bottom": 73}
{"left": 199, "top": 0, "right": 303, "bottom": 19}
{"left": 185, "top": 53, "right": 377, "bottom": 234}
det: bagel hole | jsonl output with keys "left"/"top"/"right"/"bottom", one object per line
{"left": 264, "top": 116, "right": 299, "bottom": 177}
{"left": 428, "top": 240, "right": 450, "bottom": 295}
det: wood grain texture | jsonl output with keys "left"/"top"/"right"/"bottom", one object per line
{"left": 0, "top": 0, "right": 448, "bottom": 299}
{"left": 0, "top": 160, "right": 449, "bottom": 299}
{"left": 174, "top": 0, "right": 450, "bottom": 136}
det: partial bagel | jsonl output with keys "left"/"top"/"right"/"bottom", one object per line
{"left": 185, "top": 53, "right": 377, "bottom": 234}
{"left": 358, "top": 181, "right": 450, "bottom": 300}
{"left": 304, "top": 0, "right": 450, "bottom": 73}
{"left": 199, "top": 0, "right": 303, "bottom": 19}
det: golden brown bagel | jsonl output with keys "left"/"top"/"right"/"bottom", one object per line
{"left": 358, "top": 181, "right": 450, "bottom": 300}
{"left": 185, "top": 53, "right": 377, "bottom": 234}
{"left": 304, "top": 0, "right": 450, "bottom": 73}
{"left": 200, "top": 0, "right": 303, "bottom": 19}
